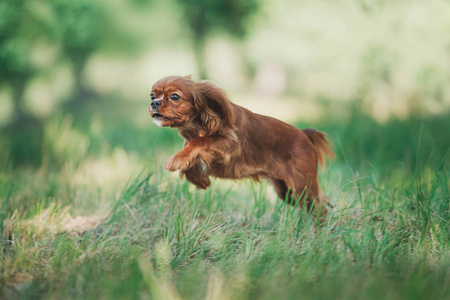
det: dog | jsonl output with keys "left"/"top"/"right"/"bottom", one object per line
{"left": 149, "top": 75, "right": 334, "bottom": 217}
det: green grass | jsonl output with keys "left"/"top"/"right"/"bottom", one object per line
{"left": 0, "top": 102, "right": 449, "bottom": 299}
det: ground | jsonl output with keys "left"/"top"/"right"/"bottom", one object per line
{"left": 0, "top": 101, "right": 449, "bottom": 299}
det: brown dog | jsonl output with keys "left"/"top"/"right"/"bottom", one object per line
{"left": 149, "top": 75, "right": 334, "bottom": 216}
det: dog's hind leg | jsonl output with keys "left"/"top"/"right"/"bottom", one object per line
{"left": 267, "top": 176, "right": 311, "bottom": 208}
{"left": 271, "top": 173, "right": 329, "bottom": 219}
{"left": 267, "top": 177, "right": 293, "bottom": 203}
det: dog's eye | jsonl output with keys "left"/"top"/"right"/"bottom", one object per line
{"left": 150, "top": 93, "right": 156, "bottom": 100}
{"left": 170, "top": 93, "right": 180, "bottom": 101}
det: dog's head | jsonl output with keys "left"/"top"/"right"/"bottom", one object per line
{"left": 149, "top": 75, "right": 235, "bottom": 135}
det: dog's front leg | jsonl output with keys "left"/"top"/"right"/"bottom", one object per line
{"left": 180, "top": 163, "right": 211, "bottom": 189}
{"left": 164, "top": 136, "right": 220, "bottom": 172}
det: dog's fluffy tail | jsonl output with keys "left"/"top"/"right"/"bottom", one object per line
{"left": 302, "top": 128, "right": 335, "bottom": 167}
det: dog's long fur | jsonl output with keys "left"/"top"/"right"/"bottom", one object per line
{"left": 149, "top": 75, "right": 334, "bottom": 216}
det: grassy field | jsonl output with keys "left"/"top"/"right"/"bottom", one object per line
{"left": 1, "top": 101, "right": 449, "bottom": 299}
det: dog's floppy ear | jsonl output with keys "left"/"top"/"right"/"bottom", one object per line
{"left": 192, "top": 80, "right": 235, "bottom": 135}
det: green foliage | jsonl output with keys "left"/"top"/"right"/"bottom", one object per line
{"left": 49, "top": 0, "right": 107, "bottom": 100}
{"left": 0, "top": 0, "right": 54, "bottom": 120}
{"left": 47, "top": 0, "right": 156, "bottom": 100}
{"left": 51, "top": 0, "right": 104, "bottom": 58}
{"left": 176, "top": 0, "right": 259, "bottom": 39}
{"left": 0, "top": 0, "right": 46, "bottom": 85}
{"left": 175, "top": 0, "right": 259, "bottom": 78}
{"left": 0, "top": 0, "right": 31, "bottom": 82}
{"left": 0, "top": 40, "right": 34, "bottom": 85}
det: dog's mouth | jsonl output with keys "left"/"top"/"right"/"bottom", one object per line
{"left": 153, "top": 113, "right": 166, "bottom": 119}
{"left": 152, "top": 113, "right": 180, "bottom": 120}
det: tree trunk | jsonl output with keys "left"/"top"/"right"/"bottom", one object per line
{"left": 72, "top": 53, "right": 89, "bottom": 101}
{"left": 193, "top": 35, "right": 208, "bottom": 80}
{"left": 11, "top": 78, "right": 28, "bottom": 122}
{"left": 67, "top": 49, "right": 96, "bottom": 103}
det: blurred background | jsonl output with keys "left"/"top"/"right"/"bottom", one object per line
{"left": 1, "top": 0, "right": 450, "bottom": 201}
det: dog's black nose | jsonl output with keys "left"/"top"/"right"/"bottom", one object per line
{"left": 151, "top": 100, "right": 162, "bottom": 110}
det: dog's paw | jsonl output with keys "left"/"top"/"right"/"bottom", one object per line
{"left": 164, "top": 154, "right": 191, "bottom": 171}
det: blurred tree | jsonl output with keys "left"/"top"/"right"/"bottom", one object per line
{"left": 175, "top": 0, "right": 259, "bottom": 79}
{"left": 50, "top": 0, "right": 153, "bottom": 103}
{"left": 0, "top": 0, "right": 51, "bottom": 123}
{"left": 0, "top": 0, "right": 54, "bottom": 166}
{"left": 51, "top": 0, "right": 105, "bottom": 102}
